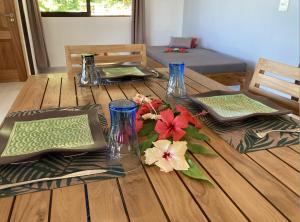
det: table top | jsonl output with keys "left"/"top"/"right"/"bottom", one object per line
{"left": 0, "top": 68, "right": 299, "bottom": 222}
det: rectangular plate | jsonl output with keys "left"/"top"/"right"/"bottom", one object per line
{"left": 190, "top": 90, "right": 291, "bottom": 122}
{"left": 99, "top": 66, "right": 155, "bottom": 79}
{"left": 0, "top": 109, "right": 107, "bottom": 165}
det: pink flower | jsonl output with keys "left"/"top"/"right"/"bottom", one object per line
{"left": 176, "top": 105, "right": 202, "bottom": 129}
{"left": 199, "top": 110, "right": 208, "bottom": 116}
{"left": 155, "top": 109, "right": 188, "bottom": 141}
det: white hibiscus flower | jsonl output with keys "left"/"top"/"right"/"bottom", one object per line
{"left": 144, "top": 140, "right": 189, "bottom": 172}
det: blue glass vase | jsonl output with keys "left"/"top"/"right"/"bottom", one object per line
{"left": 166, "top": 63, "right": 187, "bottom": 98}
{"left": 108, "top": 99, "right": 141, "bottom": 172}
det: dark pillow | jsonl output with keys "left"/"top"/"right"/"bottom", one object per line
{"left": 191, "top": 38, "right": 198, "bottom": 48}
{"left": 169, "top": 37, "right": 192, "bottom": 49}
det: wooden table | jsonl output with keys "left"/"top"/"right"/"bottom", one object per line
{"left": 0, "top": 68, "right": 299, "bottom": 222}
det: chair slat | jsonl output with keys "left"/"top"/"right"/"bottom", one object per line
{"left": 66, "top": 44, "right": 144, "bottom": 54}
{"left": 255, "top": 73, "right": 300, "bottom": 98}
{"left": 65, "top": 44, "right": 147, "bottom": 75}
{"left": 70, "top": 54, "right": 143, "bottom": 65}
{"left": 256, "top": 58, "right": 300, "bottom": 80}
{"left": 249, "top": 58, "right": 300, "bottom": 113}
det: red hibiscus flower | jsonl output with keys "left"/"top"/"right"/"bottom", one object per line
{"left": 136, "top": 118, "right": 143, "bottom": 132}
{"left": 155, "top": 109, "right": 188, "bottom": 141}
{"left": 164, "top": 47, "right": 173, "bottom": 53}
{"left": 179, "top": 48, "right": 187, "bottom": 53}
{"left": 176, "top": 105, "right": 202, "bottom": 128}
{"left": 137, "top": 99, "right": 162, "bottom": 116}
{"left": 136, "top": 98, "right": 162, "bottom": 133}
{"left": 135, "top": 112, "right": 143, "bottom": 132}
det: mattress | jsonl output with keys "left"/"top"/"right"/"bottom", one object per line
{"left": 147, "top": 46, "right": 247, "bottom": 74}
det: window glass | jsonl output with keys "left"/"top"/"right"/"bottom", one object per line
{"left": 38, "top": 0, "right": 87, "bottom": 13}
{"left": 90, "top": 0, "right": 132, "bottom": 16}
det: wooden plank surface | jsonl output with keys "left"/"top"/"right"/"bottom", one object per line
{"left": 0, "top": 197, "right": 14, "bottom": 222}
{"left": 48, "top": 76, "right": 89, "bottom": 222}
{"left": 0, "top": 68, "right": 299, "bottom": 222}
{"left": 10, "top": 191, "right": 50, "bottom": 222}
{"left": 7, "top": 76, "right": 52, "bottom": 222}
{"left": 128, "top": 82, "right": 248, "bottom": 221}
{"left": 289, "top": 145, "right": 300, "bottom": 154}
{"left": 111, "top": 83, "right": 208, "bottom": 221}
{"left": 269, "top": 147, "right": 300, "bottom": 171}
{"left": 60, "top": 76, "right": 77, "bottom": 107}
{"left": 51, "top": 185, "right": 87, "bottom": 222}
{"left": 145, "top": 77, "right": 289, "bottom": 221}
{"left": 9, "top": 77, "right": 48, "bottom": 112}
{"left": 41, "top": 77, "right": 61, "bottom": 109}
{"left": 247, "top": 150, "right": 300, "bottom": 196}
{"left": 87, "top": 180, "right": 128, "bottom": 222}
{"left": 105, "top": 85, "right": 172, "bottom": 222}
{"left": 93, "top": 83, "right": 168, "bottom": 222}
{"left": 177, "top": 155, "right": 248, "bottom": 222}
{"left": 159, "top": 69, "right": 300, "bottom": 221}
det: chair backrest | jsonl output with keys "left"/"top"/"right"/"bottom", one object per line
{"left": 249, "top": 58, "right": 300, "bottom": 113}
{"left": 64, "top": 44, "right": 147, "bottom": 75}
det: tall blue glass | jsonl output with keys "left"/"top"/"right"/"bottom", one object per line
{"left": 167, "top": 63, "right": 187, "bottom": 98}
{"left": 108, "top": 99, "right": 141, "bottom": 172}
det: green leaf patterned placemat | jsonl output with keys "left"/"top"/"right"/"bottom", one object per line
{"left": 102, "top": 67, "right": 147, "bottom": 78}
{"left": 2, "top": 115, "right": 94, "bottom": 157}
{"left": 176, "top": 97, "right": 299, "bottom": 153}
{"left": 196, "top": 94, "right": 277, "bottom": 118}
{"left": 0, "top": 105, "right": 125, "bottom": 198}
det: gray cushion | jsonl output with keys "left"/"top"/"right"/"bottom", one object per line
{"left": 147, "top": 46, "right": 247, "bottom": 74}
{"left": 169, "top": 37, "right": 192, "bottom": 49}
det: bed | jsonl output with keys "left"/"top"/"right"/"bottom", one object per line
{"left": 147, "top": 46, "right": 247, "bottom": 74}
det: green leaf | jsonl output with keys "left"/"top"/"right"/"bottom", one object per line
{"left": 139, "top": 134, "right": 158, "bottom": 153}
{"left": 139, "top": 121, "right": 155, "bottom": 137}
{"left": 180, "top": 158, "right": 213, "bottom": 185}
{"left": 185, "top": 125, "right": 210, "bottom": 141}
{"left": 188, "top": 143, "right": 217, "bottom": 156}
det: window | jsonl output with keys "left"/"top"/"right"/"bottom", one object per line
{"left": 38, "top": 0, "right": 132, "bottom": 17}
{"left": 90, "top": 0, "right": 131, "bottom": 16}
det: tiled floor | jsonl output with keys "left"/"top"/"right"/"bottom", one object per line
{"left": 0, "top": 82, "right": 24, "bottom": 124}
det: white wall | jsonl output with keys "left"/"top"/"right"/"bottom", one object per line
{"left": 42, "top": 0, "right": 185, "bottom": 67}
{"left": 183, "top": 0, "right": 300, "bottom": 70}
{"left": 145, "top": 0, "right": 184, "bottom": 45}
{"left": 42, "top": 17, "right": 131, "bottom": 67}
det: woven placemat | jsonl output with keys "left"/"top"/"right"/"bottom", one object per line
{"left": 76, "top": 71, "right": 168, "bottom": 86}
{"left": 176, "top": 97, "right": 299, "bottom": 153}
{"left": 0, "top": 105, "right": 124, "bottom": 198}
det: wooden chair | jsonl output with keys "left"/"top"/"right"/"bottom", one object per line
{"left": 249, "top": 58, "right": 300, "bottom": 114}
{"left": 64, "top": 44, "right": 147, "bottom": 75}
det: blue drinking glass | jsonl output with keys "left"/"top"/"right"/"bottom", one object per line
{"left": 108, "top": 99, "right": 141, "bottom": 172}
{"left": 167, "top": 63, "right": 187, "bottom": 98}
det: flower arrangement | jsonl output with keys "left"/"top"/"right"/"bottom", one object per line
{"left": 133, "top": 94, "right": 216, "bottom": 183}
{"left": 164, "top": 47, "right": 188, "bottom": 53}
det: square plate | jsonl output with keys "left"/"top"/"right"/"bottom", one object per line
{"left": 0, "top": 109, "right": 107, "bottom": 165}
{"left": 190, "top": 90, "right": 291, "bottom": 122}
{"left": 99, "top": 66, "right": 157, "bottom": 79}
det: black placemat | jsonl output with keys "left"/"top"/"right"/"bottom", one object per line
{"left": 171, "top": 97, "right": 299, "bottom": 153}
{"left": 0, "top": 105, "right": 124, "bottom": 198}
